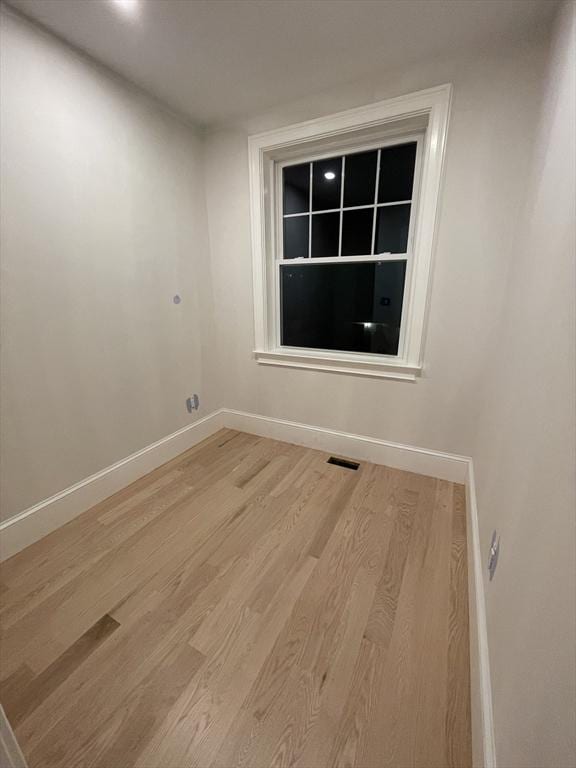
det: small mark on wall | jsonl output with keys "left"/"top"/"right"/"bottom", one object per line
{"left": 173, "top": 295, "right": 181, "bottom": 304}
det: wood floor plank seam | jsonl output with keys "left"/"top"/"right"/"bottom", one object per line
{"left": 0, "top": 431, "right": 472, "bottom": 768}
{"left": 1, "top": 614, "right": 120, "bottom": 729}
{"left": 1, "top": 451, "right": 276, "bottom": 677}
{"left": 9, "top": 444, "right": 318, "bottom": 756}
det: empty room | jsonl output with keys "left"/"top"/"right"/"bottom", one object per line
{"left": 0, "top": 1, "right": 574, "bottom": 767}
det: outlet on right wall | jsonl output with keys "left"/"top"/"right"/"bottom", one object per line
{"left": 473, "top": 3, "right": 576, "bottom": 766}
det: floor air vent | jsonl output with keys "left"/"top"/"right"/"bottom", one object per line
{"left": 327, "top": 456, "right": 360, "bottom": 470}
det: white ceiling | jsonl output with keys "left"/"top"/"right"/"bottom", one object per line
{"left": 6, "top": 0, "right": 557, "bottom": 127}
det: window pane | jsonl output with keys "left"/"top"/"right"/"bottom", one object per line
{"left": 312, "top": 157, "right": 342, "bottom": 211}
{"left": 343, "top": 150, "right": 377, "bottom": 207}
{"left": 283, "top": 163, "right": 310, "bottom": 215}
{"left": 376, "top": 204, "right": 411, "bottom": 254}
{"left": 378, "top": 142, "right": 417, "bottom": 203}
{"left": 311, "top": 212, "right": 340, "bottom": 258}
{"left": 341, "top": 208, "right": 373, "bottom": 256}
{"left": 283, "top": 216, "right": 309, "bottom": 259}
{"left": 281, "top": 261, "right": 406, "bottom": 355}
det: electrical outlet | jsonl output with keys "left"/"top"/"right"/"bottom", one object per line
{"left": 186, "top": 394, "right": 200, "bottom": 413}
{"left": 488, "top": 530, "right": 500, "bottom": 581}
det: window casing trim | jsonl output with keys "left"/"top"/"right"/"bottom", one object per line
{"left": 248, "top": 84, "right": 452, "bottom": 380}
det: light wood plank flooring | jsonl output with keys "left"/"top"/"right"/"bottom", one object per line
{"left": 0, "top": 429, "right": 471, "bottom": 768}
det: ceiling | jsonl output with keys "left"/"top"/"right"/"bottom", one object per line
{"left": 6, "top": 0, "right": 557, "bottom": 127}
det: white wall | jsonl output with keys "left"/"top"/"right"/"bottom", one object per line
{"left": 472, "top": 5, "right": 576, "bottom": 767}
{"left": 0, "top": 9, "right": 217, "bottom": 521}
{"left": 203, "top": 34, "right": 548, "bottom": 458}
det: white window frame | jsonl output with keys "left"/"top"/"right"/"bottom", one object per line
{"left": 248, "top": 84, "right": 452, "bottom": 381}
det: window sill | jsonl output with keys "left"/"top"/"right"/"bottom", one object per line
{"left": 254, "top": 350, "right": 421, "bottom": 381}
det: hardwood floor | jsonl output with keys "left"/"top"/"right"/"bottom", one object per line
{"left": 0, "top": 429, "right": 472, "bottom": 768}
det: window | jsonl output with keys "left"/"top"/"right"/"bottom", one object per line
{"left": 249, "top": 85, "right": 451, "bottom": 380}
{"left": 280, "top": 142, "right": 418, "bottom": 357}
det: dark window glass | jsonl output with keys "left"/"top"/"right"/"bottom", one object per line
{"left": 341, "top": 209, "right": 373, "bottom": 256}
{"left": 311, "top": 212, "right": 339, "bottom": 258}
{"left": 376, "top": 204, "right": 411, "bottom": 254}
{"left": 283, "top": 163, "right": 310, "bottom": 215}
{"left": 343, "top": 150, "right": 377, "bottom": 207}
{"left": 281, "top": 261, "right": 405, "bottom": 355}
{"left": 283, "top": 216, "right": 309, "bottom": 259}
{"left": 378, "top": 142, "right": 417, "bottom": 203}
{"left": 312, "top": 157, "right": 342, "bottom": 211}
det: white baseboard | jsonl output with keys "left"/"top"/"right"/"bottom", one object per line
{"left": 0, "top": 406, "right": 468, "bottom": 556}
{"left": 466, "top": 460, "right": 497, "bottom": 768}
{"left": 0, "top": 409, "right": 226, "bottom": 562}
{"left": 0, "top": 406, "right": 495, "bottom": 768}
{"left": 221, "top": 408, "right": 469, "bottom": 483}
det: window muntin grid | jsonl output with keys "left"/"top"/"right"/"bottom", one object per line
{"left": 281, "top": 141, "right": 418, "bottom": 261}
